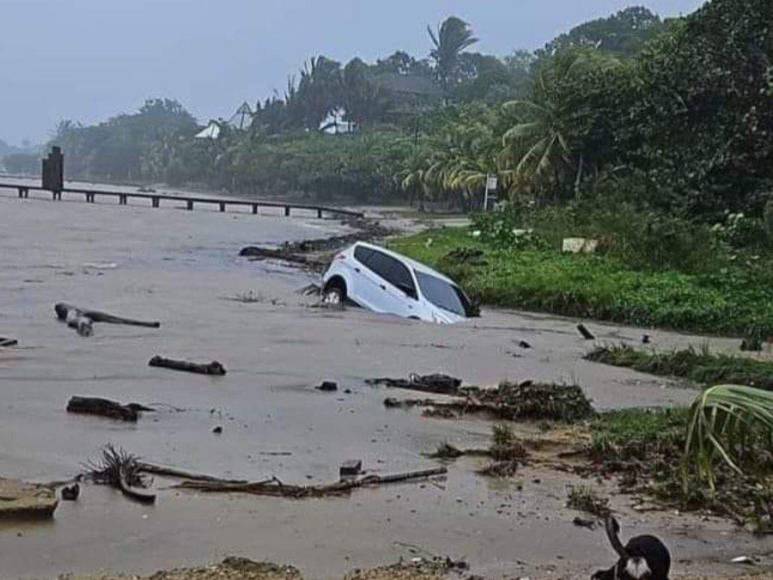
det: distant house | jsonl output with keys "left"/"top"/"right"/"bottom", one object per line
{"left": 227, "top": 102, "right": 253, "bottom": 131}
{"left": 319, "top": 107, "right": 356, "bottom": 135}
{"left": 194, "top": 121, "right": 221, "bottom": 140}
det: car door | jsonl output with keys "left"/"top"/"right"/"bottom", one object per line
{"left": 348, "top": 245, "right": 382, "bottom": 310}
{"left": 358, "top": 249, "right": 418, "bottom": 318}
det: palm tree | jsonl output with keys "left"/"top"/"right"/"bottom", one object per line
{"left": 428, "top": 17, "right": 478, "bottom": 92}
{"left": 501, "top": 49, "right": 619, "bottom": 202}
{"left": 683, "top": 384, "right": 773, "bottom": 492}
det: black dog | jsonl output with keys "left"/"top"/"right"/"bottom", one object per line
{"left": 592, "top": 516, "right": 671, "bottom": 580}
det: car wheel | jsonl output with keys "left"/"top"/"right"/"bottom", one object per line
{"left": 322, "top": 279, "right": 346, "bottom": 305}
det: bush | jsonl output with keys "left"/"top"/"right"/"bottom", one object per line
{"left": 713, "top": 212, "right": 771, "bottom": 250}
{"left": 470, "top": 210, "right": 549, "bottom": 250}
{"left": 474, "top": 201, "right": 723, "bottom": 274}
{"left": 390, "top": 227, "right": 773, "bottom": 337}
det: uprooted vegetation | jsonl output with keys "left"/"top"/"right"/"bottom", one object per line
{"left": 566, "top": 485, "right": 611, "bottom": 518}
{"left": 83, "top": 444, "right": 447, "bottom": 501}
{"left": 586, "top": 345, "right": 773, "bottom": 391}
{"left": 384, "top": 380, "right": 595, "bottom": 423}
{"left": 429, "top": 424, "right": 528, "bottom": 478}
{"left": 589, "top": 405, "right": 773, "bottom": 532}
{"left": 72, "top": 555, "right": 467, "bottom": 580}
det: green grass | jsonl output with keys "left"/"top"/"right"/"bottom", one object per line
{"left": 389, "top": 227, "right": 773, "bottom": 337}
{"left": 590, "top": 407, "right": 690, "bottom": 461}
{"left": 589, "top": 408, "right": 772, "bottom": 530}
{"left": 586, "top": 345, "right": 773, "bottom": 390}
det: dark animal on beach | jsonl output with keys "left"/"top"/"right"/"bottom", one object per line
{"left": 592, "top": 516, "right": 670, "bottom": 580}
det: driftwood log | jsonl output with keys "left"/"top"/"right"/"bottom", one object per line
{"left": 55, "top": 303, "right": 160, "bottom": 337}
{"left": 577, "top": 323, "right": 596, "bottom": 340}
{"left": 366, "top": 373, "right": 462, "bottom": 395}
{"left": 0, "top": 337, "right": 18, "bottom": 347}
{"left": 119, "top": 467, "right": 156, "bottom": 504}
{"left": 66, "top": 396, "right": 152, "bottom": 422}
{"left": 173, "top": 467, "right": 447, "bottom": 499}
{"left": 148, "top": 356, "right": 226, "bottom": 375}
{"left": 137, "top": 462, "right": 248, "bottom": 484}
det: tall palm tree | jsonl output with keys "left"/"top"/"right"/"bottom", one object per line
{"left": 428, "top": 17, "right": 478, "bottom": 92}
{"left": 501, "top": 49, "right": 619, "bottom": 202}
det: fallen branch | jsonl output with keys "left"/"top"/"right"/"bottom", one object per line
{"left": 239, "top": 246, "right": 311, "bottom": 266}
{"left": 66, "top": 396, "right": 152, "bottom": 422}
{"left": 149, "top": 356, "right": 226, "bottom": 375}
{"left": 55, "top": 303, "right": 160, "bottom": 337}
{"left": 173, "top": 467, "right": 447, "bottom": 499}
{"left": 367, "top": 373, "right": 462, "bottom": 395}
{"left": 55, "top": 303, "right": 160, "bottom": 328}
{"left": 137, "top": 462, "right": 248, "bottom": 484}
{"left": 0, "top": 337, "right": 18, "bottom": 347}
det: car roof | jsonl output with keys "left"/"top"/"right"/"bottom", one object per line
{"left": 352, "top": 241, "right": 457, "bottom": 285}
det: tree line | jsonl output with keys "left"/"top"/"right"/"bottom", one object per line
{"left": 6, "top": 1, "right": 772, "bottom": 221}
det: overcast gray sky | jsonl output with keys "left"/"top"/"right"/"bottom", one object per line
{"left": 1, "top": 0, "right": 705, "bottom": 145}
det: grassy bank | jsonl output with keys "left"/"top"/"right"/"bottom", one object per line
{"left": 586, "top": 345, "right": 773, "bottom": 391}
{"left": 589, "top": 408, "right": 772, "bottom": 531}
{"left": 389, "top": 227, "right": 773, "bottom": 337}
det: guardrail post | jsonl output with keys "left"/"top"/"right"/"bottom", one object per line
{"left": 317, "top": 209, "right": 323, "bottom": 219}
{"left": 17, "top": 187, "right": 23, "bottom": 198}
{"left": 284, "top": 206, "right": 290, "bottom": 217}
{"left": 119, "top": 194, "right": 127, "bottom": 205}
{"left": 252, "top": 204, "right": 258, "bottom": 215}
{"left": 186, "top": 200, "right": 193, "bottom": 211}
{"left": 219, "top": 202, "right": 226, "bottom": 212}
{"left": 152, "top": 197, "right": 159, "bottom": 208}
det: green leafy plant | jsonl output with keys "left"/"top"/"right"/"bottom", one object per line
{"left": 683, "top": 385, "right": 773, "bottom": 491}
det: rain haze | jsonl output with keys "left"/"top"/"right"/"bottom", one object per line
{"left": 2, "top": 0, "right": 704, "bottom": 146}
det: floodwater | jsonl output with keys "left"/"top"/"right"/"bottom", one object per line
{"left": 0, "top": 184, "right": 770, "bottom": 579}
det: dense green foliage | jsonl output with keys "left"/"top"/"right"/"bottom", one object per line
{"left": 48, "top": 3, "right": 761, "bottom": 206}
{"left": 390, "top": 226, "right": 773, "bottom": 337}
{"left": 52, "top": 99, "right": 199, "bottom": 182}
{"left": 539, "top": 6, "right": 668, "bottom": 59}
{"left": 586, "top": 345, "right": 773, "bottom": 391}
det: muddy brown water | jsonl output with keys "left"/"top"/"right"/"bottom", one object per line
{"left": 0, "top": 186, "right": 770, "bottom": 579}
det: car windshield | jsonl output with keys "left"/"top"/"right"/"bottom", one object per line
{"left": 414, "top": 271, "right": 472, "bottom": 317}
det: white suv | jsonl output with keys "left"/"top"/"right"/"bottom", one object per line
{"left": 321, "top": 242, "right": 475, "bottom": 324}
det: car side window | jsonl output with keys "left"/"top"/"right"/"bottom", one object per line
{"left": 353, "top": 246, "right": 374, "bottom": 265}
{"left": 365, "top": 249, "right": 417, "bottom": 299}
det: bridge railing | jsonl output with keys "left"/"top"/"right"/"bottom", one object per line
{"left": 0, "top": 183, "right": 364, "bottom": 220}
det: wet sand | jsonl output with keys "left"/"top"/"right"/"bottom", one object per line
{"left": 0, "top": 187, "right": 770, "bottom": 579}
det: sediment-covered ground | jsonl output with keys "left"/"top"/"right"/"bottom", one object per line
{"left": 0, "top": 186, "right": 770, "bottom": 579}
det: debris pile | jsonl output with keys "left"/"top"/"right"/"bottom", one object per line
{"left": 85, "top": 445, "right": 156, "bottom": 504}
{"left": 386, "top": 381, "right": 595, "bottom": 423}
